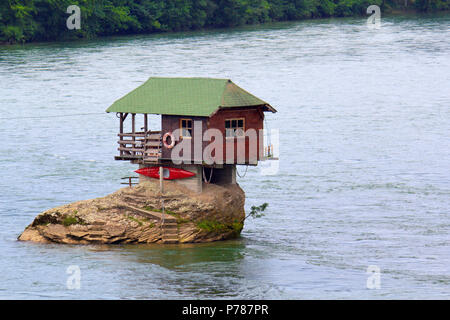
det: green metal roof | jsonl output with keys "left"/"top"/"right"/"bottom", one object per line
{"left": 106, "top": 77, "right": 276, "bottom": 117}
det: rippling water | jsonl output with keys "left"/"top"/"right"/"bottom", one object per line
{"left": 0, "top": 14, "right": 449, "bottom": 299}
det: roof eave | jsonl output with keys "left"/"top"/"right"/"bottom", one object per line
{"left": 262, "top": 104, "right": 277, "bottom": 113}
{"left": 106, "top": 109, "right": 210, "bottom": 117}
{"left": 209, "top": 104, "right": 277, "bottom": 116}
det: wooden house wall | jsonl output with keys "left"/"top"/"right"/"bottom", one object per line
{"left": 160, "top": 108, "right": 264, "bottom": 164}
{"left": 207, "top": 108, "right": 264, "bottom": 164}
{"left": 161, "top": 115, "right": 208, "bottom": 162}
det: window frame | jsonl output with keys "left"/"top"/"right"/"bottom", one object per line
{"left": 225, "top": 117, "right": 245, "bottom": 139}
{"left": 179, "top": 118, "right": 193, "bottom": 139}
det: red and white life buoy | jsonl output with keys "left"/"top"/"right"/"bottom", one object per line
{"left": 162, "top": 132, "right": 175, "bottom": 149}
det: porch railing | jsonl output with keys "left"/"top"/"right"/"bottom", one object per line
{"left": 117, "top": 131, "right": 162, "bottom": 162}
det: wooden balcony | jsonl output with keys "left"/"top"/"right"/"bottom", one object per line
{"left": 115, "top": 131, "right": 162, "bottom": 163}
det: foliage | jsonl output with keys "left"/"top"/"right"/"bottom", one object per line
{"left": 246, "top": 202, "right": 268, "bottom": 220}
{"left": 196, "top": 219, "right": 243, "bottom": 234}
{"left": 126, "top": 215, "right": 144, "bottom": 225}
{"left": 143, "top": 205, "right": 176, "bottom": 216}
{"left": 62, "top": 212, "right": 86, "bottom": 226}
{"left": 143, "top": 205, "right": 188, "bottom": 223}
{"left": 1, "top": 0, "right": 448, "bottom": 44}
{"left": 414, "top": 0, "right": 450, "bottom": 11}
{"left": 335, "top": 0, "right": 383, "bottom": 17}
{"left": 126, "top": 214, "right": 153, "bottom": 226}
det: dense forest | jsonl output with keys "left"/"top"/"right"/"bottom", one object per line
{"left": 1, "top": 0, "right": 449, "bottom": 44}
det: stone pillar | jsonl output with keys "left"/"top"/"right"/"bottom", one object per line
{"left": 174, "top": 165, "right": 202, "bottom": 193}
{"left": 138, "top": 163, "right": 152, "bottom": 184}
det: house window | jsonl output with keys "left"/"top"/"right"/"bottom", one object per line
{"left": 225, "top": 118, "right": 245, "bottom": 137}
{"left": 180, "top": 119, "right": 192, "bottom": 138}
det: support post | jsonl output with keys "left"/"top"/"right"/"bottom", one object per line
{"left": 119, "top": 113, "right": 124, "bottom": 134}
{"left": 159, "top": 166, "right": 165, "bottom": 227}
{"left": 144, "top": 114, "right": 148, "bottom": 133}
{"left": 132, "top": 113, "right": 136, "bottom": 155}
{"left": 159, "top": 166, "right": 164, "bottom": 194}
{"left": 119, "top": 113, "right": 124, "bottom": 156}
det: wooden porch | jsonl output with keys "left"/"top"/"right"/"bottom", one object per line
{"left": 115, "top": 130, "right": 162, "bottom": 162}
{"left": 114, "top": 112, "right": 162, "bottom": 163}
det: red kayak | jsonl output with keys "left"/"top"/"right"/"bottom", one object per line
{"left": 135, "top": 167, "right": 195, "bottom": 180}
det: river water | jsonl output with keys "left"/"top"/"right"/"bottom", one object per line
{"left": 0, "top": 14, "right": 449, "bottom": 299}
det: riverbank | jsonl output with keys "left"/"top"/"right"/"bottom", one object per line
{"left": 1, "top": 0, "right": 448, "bottom": 45}
{"left": 2, "top": 10, "right": 448, "bottom": 48}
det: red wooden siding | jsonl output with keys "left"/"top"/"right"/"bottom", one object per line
{"left": 160, "top": 107, "right": 264, "bottom": 164}
{"left": 208, "top": 108, "right": 264, "bottom": 164}
{"left": 161, "top": 115, "right": 208, "bottom": 162}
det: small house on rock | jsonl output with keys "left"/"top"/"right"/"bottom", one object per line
{"left": 106, "top": 77, "right": 276, "bottom": 193}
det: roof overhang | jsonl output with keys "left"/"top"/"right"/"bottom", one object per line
{"left": 208, "top": 104, "right": 277, "bottom": 118}
{"left": 106, "top": 77, "right": 277, "bottom": 117}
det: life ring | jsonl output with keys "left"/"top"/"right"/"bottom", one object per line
{"left": 163, "top": 132, "right": 175, "bottom": 149}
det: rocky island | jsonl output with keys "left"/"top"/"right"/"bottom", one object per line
{"left": 18, "top": 180, "right": 245, "bottom": 245}
{"left": 18, "top": 77, "right": 276, "bottom": 245}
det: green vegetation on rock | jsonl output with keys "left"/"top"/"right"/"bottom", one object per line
{"left": 196, "top": 219, "right": 243, "bottom": 235}
{"left": 62, "top": 213, "right": 86, "bottom": 226}
{"left": 143, "top": 205, "right": 176, "bottom": 215}
{"left": 126, "top": 215, "right": 154, "bottom": 227}
{"left": 2, "top": 0, "right": 447, "bottom": 44}
{"left": 143, "top": 205, "right": 189, "bottom": 224}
